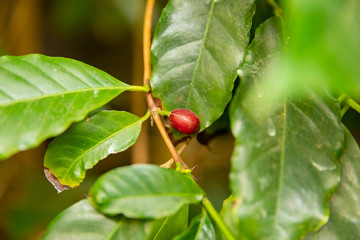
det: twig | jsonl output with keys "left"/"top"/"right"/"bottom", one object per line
{"left": 160, "top": 140, "right": 190, "bottom": 168}
{"left": 143, "top": 0, "right": 154, "bottom": 87}
{"left": 143, "top": 0, "right": 189, "bottom": 170}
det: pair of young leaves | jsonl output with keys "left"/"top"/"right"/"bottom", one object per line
{"left": 42, "top": 164, "right": 212, "bottom": 240}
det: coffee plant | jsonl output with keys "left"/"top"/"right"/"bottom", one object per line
{"left": 1, "top": 0, "right": 359, "bottom": 239}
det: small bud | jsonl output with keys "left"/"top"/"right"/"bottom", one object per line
{"left": 169, "top": 108, "right": 200, "bottom": 134}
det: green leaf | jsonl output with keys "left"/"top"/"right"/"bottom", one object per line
{"left": 89, "top": 164, "right": 204, "bottom": 219}
{"left": 174, "top": 209, "right": 215, "bottom": 240}
{"left": 150, "top": 0, "right": 255, "bottom": 131}
{"left": 229, "top": 18, "right": 344, "bottom": 239}
{"left": 42, "top": 199, "right": 189, "bottom": 240}
{"left": 0, "top": 54, "right": 138, "bottom": 160}
{"left": 304, "top": 128, "right": 360, "bottom": 240}
{"left": 44, "top": 110, "right": 149, "bottom": 190}
{"left": 218, "top": 196, "right": 240, "bottom": 240}
{"left": 151, "top": 204, "right": 189, "bottom": 240}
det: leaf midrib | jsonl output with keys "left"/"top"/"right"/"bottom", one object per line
{"left": 60, "top": 115, "right": 143, "bottom": 185}
{"left": 185, "top": 0, "right": 216, "bottom": 109}
{"left": 104, "top": 221, "right": 122, "bottom": 240}
{"left": 195, "top": 212, "right": 207, "bottom": 239}
{"left": 0, "top": 86, "right": 128, "bottom": 107}
{"left": 153, "top": 216, "right": 169, "bottom": 240}
{"left": 273, "top": 92, "right": 287, "bottom": 231}
{"left": 98, "top": 192, "right": 203, "bottom": 204}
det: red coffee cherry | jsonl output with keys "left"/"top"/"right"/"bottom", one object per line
{"left": 169, "top": 108, "right": 200, "bottom": 134}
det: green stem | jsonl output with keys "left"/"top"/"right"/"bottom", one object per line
{"left": 340, "top": 104, "right": 350, "bottom": 119}
{"left": 337, "top": 93, "right": 347, "bottom": 104}
{"left": 127, "top": 84, "right": 150, "bottom": 92}
{"left": 267, "top": 0, "right": 285, "bottom": 19}
{"left": 140, "top": 110, "right": 151, "bottom": 123}
{"left": 202, "top": 197, "right": 236, "bottom": 240}
{"left": 346, "top": 98, "right": 360, "bottom": 114}
{"left": 157, "top": 109, "right": 171, "bottom": 116}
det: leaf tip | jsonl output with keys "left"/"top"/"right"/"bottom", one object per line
{"left": 44, "top": 168, "right": 70, "bottom": 193}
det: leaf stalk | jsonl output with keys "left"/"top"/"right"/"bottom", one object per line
{"left": 202, "top": 197, "right": 236, "bottom": 240}
{"left": 157, "top": 109, "right": 171, "bottom": 116}
{"left": 346, "top": 98, "right": 360, "bottom": 114}
{"left": 127, "top": 84, "right": 151, "bottom": 92}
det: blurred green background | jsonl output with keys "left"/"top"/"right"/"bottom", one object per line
{"left": 0, "top": 0, "right": 359, "bottom": 239}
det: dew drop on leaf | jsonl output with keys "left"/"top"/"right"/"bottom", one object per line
{"left": 93, "top": 90, "right": 99, "bottom": 97}
{"left": 267, "top": 119, "right": 276, "bottom": 137}
{"left": 237, "top": 69, "right": 245, "bottom": 77}
{"left": 107, "top": 144, "right": 116, "bottom": 154}
{"left": 311, "top": 158, "right": 337, "bottom": 172}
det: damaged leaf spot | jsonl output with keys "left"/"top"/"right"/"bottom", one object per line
{"left": 44, "top": 168, "right": 70, "bottom": 193}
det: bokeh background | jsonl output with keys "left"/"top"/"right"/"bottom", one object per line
{"left": 0, "top": 0, "right": 359, "bottom": 239}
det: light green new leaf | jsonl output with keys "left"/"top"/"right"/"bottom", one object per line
{"left": 151, "top": 0, "right": 255, "bottom": 131}
{"left": 42, "top": 199, "right": 189, "bottom": 240}
{"left": 304, "top": 128, "right": 360, "bottom": 240}
{"left": 229, "top": 18, "right": 344, "bottom": 239}
{"left": 44, "top": 110, "right": 148, "bottom": 190}
{"left": 89, "top": 164, "right": 204, "bottom": 219}
{"left": 0, "top": 54, "right": 140, "bottom": 160}
{"left": 174, "top": 209, "right": 215, "bottom": 240}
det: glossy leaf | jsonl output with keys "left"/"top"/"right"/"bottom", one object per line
{"left": 0, "top": 54, "right": 135, "bottom": 160}
{"left": 174, "top": 209, "right": 215, "bottom": 240}
{"left": 151, "top": 0, "right": 255, "bottom": 131}
{"left": 42, "top": 199, "right": 189, "bottom": 240}
{"left": 44, "top": 110, "right": 148, "bottom": 190}
{"left": 229, "top": 18, "right": 344, "bottom": 239}
{"left": 89, "top": 164, "right": 204, "bottom": 218}
{"left": 304, "top": 128, "right": 360, "bottom": 240}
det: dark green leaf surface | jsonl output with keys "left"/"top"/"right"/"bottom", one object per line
{"left": 229, "top": 18, "right": 344, "bottom": 239}
{"left": 0, "top": 54, "right": 133, "bottom": 160}
{"left": 304, "top": 128, "right": 360, "bottom": 240}
{"left": 174, "top": 209, "right": 215, "bottom": 240}
{"left": 44, "top": 110, "right": 147, "bottom": 189}
{"left": 151, "top": 0, "right": 255, "bottom": 131}
{"left": 42, "top": 199, "right": 189, "bottom": 240}
{"left": 89, "top": 164, "right": 204, "bottom": 219}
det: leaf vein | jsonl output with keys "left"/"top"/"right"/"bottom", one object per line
{"left": 60, "top": 117, "right": 142, "bottom": 184}
{"left": 273, "top": 93, "right": 287, "bottom": 230}
{"left": 185, "top": 0, "right": 216, "bottom": 109}
{"left": 19, "top": 59, "right": 68, "bottom": 90}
